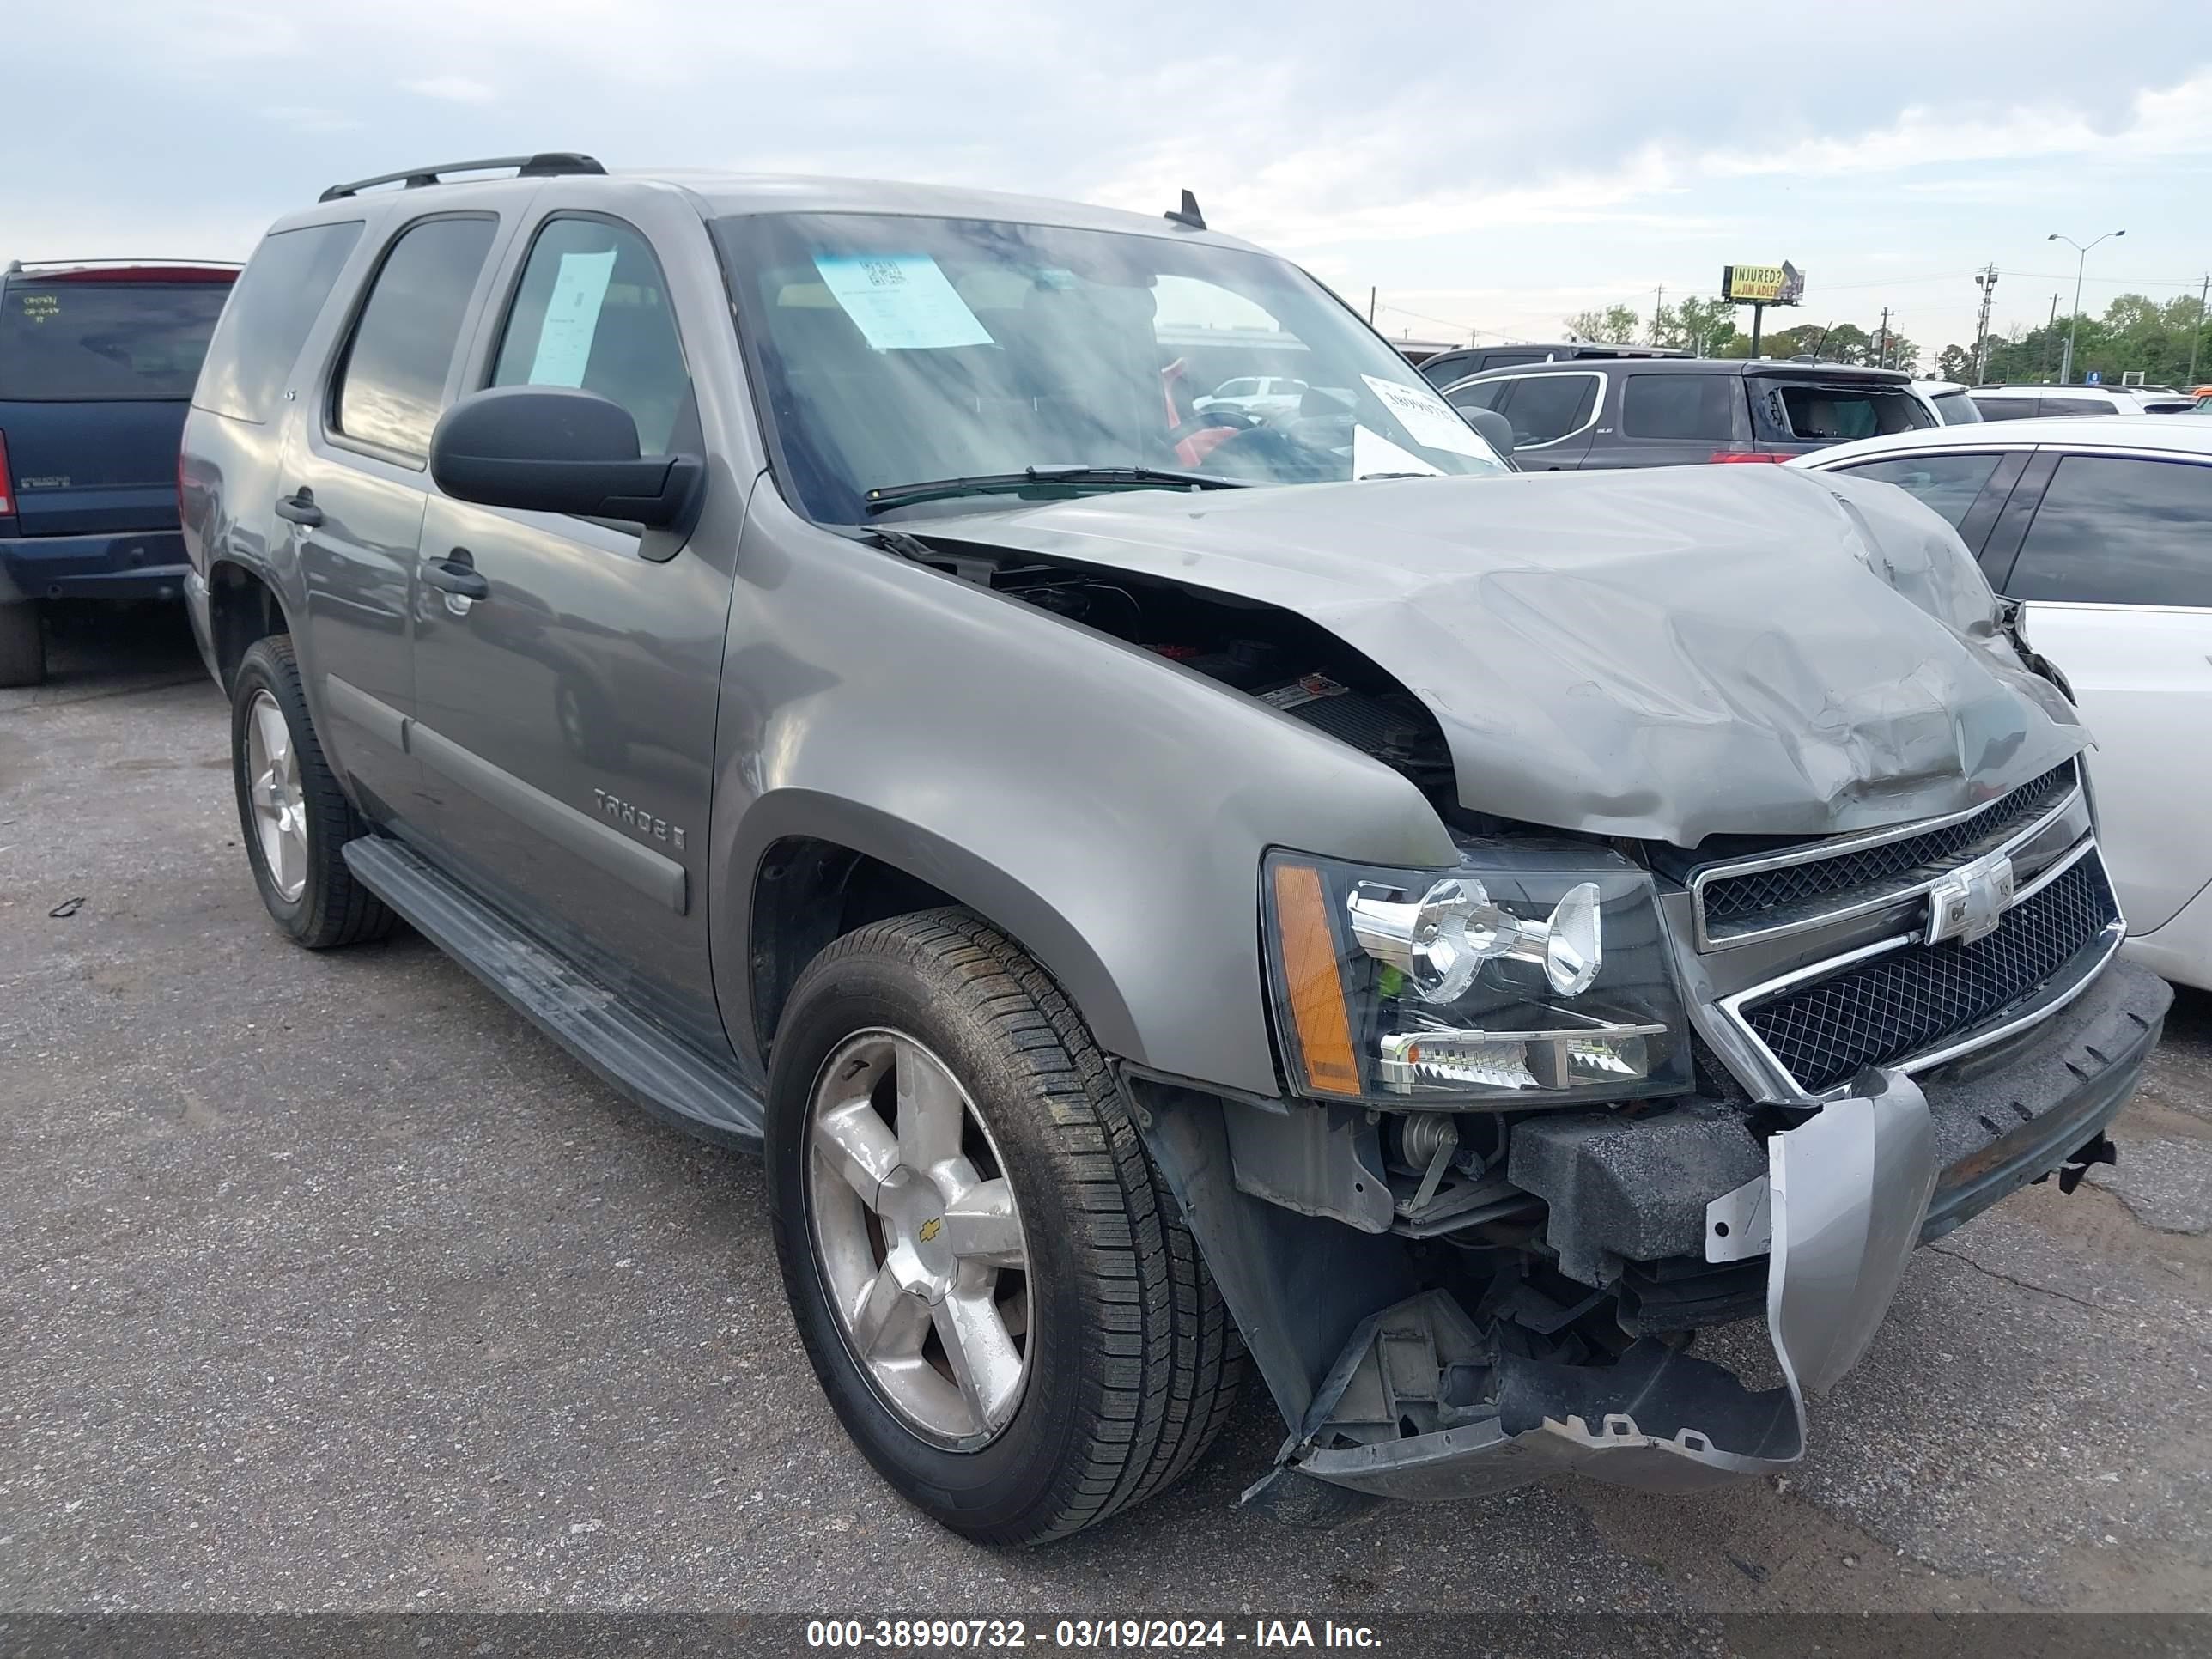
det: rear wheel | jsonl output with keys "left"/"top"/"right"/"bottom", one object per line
{"left": 0, "top": 600, "right": 46, "bottom": 688}
{"left": 766, "top": 909, "right": 1243, "bottom": 1545}
{"left": 229, "top": 635, "right": 396, "bottom": 948}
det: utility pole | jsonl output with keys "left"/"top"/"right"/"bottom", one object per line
{"left": 2190, "top": 273, "right": 2210, "bottom": 389}
{"left": 1367, "top": 285, "right": 1376, "bottom": 325}
{"left": 2041, "top": 294, "right": 2058, "bottom": 382}
{"left": 1652, "top": 286, "right": 1665, "bottom": 347}
{"left": 1972, "top": 266, "right": 1999, "bottom": 385}
{"left": 1875, "top": 307, "right": 1890, "bottom": 368}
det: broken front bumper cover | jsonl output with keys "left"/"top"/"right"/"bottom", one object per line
{"left": 1268, "top": 1069, "right": 1938, "bottom": 1504}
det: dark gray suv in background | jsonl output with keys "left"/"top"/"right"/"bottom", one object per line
{"left": 179, "top": 154, "right": 2166, "bottom": 1545}
{"left": 1441, "top": 356, "right": 1932, "bottom": 471}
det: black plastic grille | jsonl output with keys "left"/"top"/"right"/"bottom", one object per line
{"left": 1741, "top": 853, "right": 2116, "bottom": 1094}
{"left": 1699, "top": 761, "right": 2077, "bottom": 933}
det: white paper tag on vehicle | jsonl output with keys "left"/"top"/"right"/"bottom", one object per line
{"left": 1352, "top": 424, "right": 1444, "bottom": 479}
{"left": 528, "top": 249, "right": 617, "bottom": 387}
{"left": 815, "top": 254, "right": 994, "bottom": 350}
{"left": 1360, "top": 374, "right": 1495, "bottom": 459}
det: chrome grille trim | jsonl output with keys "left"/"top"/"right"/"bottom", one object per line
{"left": 1712, "top": 836, "right": 2120, "bottom": 1105}
{"left": 1688, "top": 758, "right": 2082, "bottom": 951}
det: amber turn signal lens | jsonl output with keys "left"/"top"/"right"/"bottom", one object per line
{"left": 1271, "top": 861, "right": 1363, "bottom": 1097}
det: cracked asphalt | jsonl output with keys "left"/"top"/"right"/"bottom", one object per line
{"left": 3, "top": 609, "right": 2209, "bottom": 1616}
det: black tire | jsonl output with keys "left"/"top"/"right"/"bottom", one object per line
{"left": 229, "top": 635, "right": 397, "bottom": 949}
{"left": 766, "top": 909, "right": 1244, "bottom": 1545}
{"left": 0, "top": 600, "right": 46, "bottom": 688}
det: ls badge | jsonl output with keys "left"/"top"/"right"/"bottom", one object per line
{"left": 1926, "top": 852, "right": 2016, "bottom": 946}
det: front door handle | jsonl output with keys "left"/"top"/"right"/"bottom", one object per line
{"left": 274, "top": 490, "right": 323, "bottom": 528}
{"left": 423, "top": 550, "right": 489, "bottom": 602}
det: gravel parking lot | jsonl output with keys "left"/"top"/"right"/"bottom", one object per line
{"left": 4, "top": 610, "right": 2210, "bottom": 1617}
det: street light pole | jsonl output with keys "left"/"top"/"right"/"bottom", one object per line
{"left": 2048, "top": 229, "right": 2124, "bottom": 384}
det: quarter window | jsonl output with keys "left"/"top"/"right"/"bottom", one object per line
{"left": 196, "top": 222, "right": 363, "bottom": 423}
{"left": 1836, "top": 453, "right": 2003, "bottom": 530}
{"left": 333, "top": 216, "right": 498, "bottom": 460}
{"left": 491, "top": 217, "right": 690, "bottom": 454}
{"left": 1621, "top": 374, "right": 1735, "bottom": 441}
{"left": 1500, "top": 374, "right": 1597, "bottom": 445}
{"left": 2008, "top": 455, "right": 2212, "bottom": 607}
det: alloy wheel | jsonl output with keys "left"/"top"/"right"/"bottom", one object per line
{"left": 805, "top": 1029, "right": 1033, "bottom": 1448}
{"left": 245, "top": 689, "right": 308, "bottom": 902}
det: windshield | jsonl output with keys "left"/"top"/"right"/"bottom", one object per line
{"left": 714, "top": 213, "right": 1505, "bottom": 523}
{"left": 1931, "top": 388, "right": 1984, "bottom": 425}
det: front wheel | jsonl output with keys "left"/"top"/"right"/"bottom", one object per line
{"left": 766, "top": 910, "right": 1243, "bottom": 1545}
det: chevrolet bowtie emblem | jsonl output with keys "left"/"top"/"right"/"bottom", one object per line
{"left": 918, "top": 1217, "right": 943, "bottom": 1243}
{"left": 1926, "top": 851, "right": 2017, "bottom": 946}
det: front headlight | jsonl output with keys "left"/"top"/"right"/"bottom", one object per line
{"left": 1263, "top": 845, "right": 1692, "bottom": 1105}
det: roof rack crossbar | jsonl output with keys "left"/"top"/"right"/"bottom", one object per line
{"left": 318, "top": 152, "right": 605, "bottom": 203}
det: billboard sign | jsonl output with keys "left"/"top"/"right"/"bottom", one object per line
{"left": 1722, "top": 261, "right": 1805, "bottom": 305}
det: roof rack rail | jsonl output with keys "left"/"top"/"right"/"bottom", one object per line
{"left": 7, "top": 257, "right": 245, "bottom": 273}
{"left": 318, "top": 152, "right": 605, "bottom": 204}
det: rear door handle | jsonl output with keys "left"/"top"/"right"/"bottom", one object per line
{"left": 275, "top": 490, "right": 323, "bottom": 528}
{"left": 423, "top": 550, "right": 489, "bottom": 602}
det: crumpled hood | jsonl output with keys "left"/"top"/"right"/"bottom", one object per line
{"left": 921, "top": 465, "right": 2085, "bottom": 846}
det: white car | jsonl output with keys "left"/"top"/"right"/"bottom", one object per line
{"left": 1971, "top": 384, "right": 2199, "bottom": 419}
{"left": 1194, "top": 374, "right": 1308, "bottom": 422}
{"left": 1790, "top": 418, "right": 2212, "bottom": 990}
{"left": 1911, "top": 380, "right": 1985, "bottom": 426}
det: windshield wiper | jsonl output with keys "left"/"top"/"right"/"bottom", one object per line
{"left": 863, "top": 464, "right": 1246, "bottom": 514}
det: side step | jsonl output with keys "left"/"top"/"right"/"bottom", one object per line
{"left": 343, "top": 835, "right": 766, "bottom": 1149}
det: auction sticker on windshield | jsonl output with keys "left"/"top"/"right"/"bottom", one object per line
{"left": 1353, "top": 424, "right": 1443, "bottom": 478}
{"left": 815, "top": 254, "right": 994, "bottom": 350}
{"left": 1361, "top": 374, "right": 1494, "bottom": 459}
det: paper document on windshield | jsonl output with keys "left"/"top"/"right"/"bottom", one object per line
{"left": 528, "top": 250, "right": 618, "bottom": 387}
{"left": 815, "top": 254, "right": 994, "bottom": 350}
{"left": 1360, "top": 374, "right": 1494, "bottom": 459}
{"left": 1352, "top": 425, "right": 1443, "bottom": 479}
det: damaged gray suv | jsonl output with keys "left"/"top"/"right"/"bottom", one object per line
{"left": 179, "top": 154, "right": 2170, "bottom": 1544}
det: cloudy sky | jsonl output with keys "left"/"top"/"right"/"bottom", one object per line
{"left": 14, "top": 2, "right": 2212, "bottom": 360}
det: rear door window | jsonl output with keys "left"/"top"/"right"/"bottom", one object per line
{"left": 0, "top": 278, "right": 234, "bottom": 400}
{"left": 194, "top": 222, "right": 364, "bottom": 423}
{"left": 1833, "top": 452, "right": 2005, "bottom": 529}
{"left": 1500, "top": 374, "right": 1597, "bottom": 446}
{"left": 1763, "top": 382, "right": 1929, "bottom": 441}
{"left": 331, "top": 216, "right": 499, "bottom": 460}
{"left": 2039, "top": 397, "right": 2116, "bottom": 417}
{"left": 2007, "top": 455, "right": 2212, "bottom": 606}
{"left": 1972, "top": 396, "right": 2039, "bottom": 420}
{"left": 489, "top": 216, "right": 690, "bottom": 454}
{"left": 1621, "top": 373, "right": 1737, "bottom": 441}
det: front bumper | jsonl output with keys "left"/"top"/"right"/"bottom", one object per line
{"left": 1146, "top": 959, "right": 2168, "bottom": 1512}
{"left": 0, "top": 531, "right": 190, "bottom": 603}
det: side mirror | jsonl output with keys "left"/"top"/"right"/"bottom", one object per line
{"left": 428, "top": 386, "right": 704, "bottom": 529}
{"left": 1462, "top": 406, "right": 1516, "bottom": 462}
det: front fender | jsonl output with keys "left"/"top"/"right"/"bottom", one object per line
{"left": 709, "top": 489, "right": 1459, "bottom": 1096}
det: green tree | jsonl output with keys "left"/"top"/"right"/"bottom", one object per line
{"left": 1563, "top": 304, "right": 1642, "bottom": 344}
{"left": 1655, "top": 296, "right": 1740, "bottom": 356}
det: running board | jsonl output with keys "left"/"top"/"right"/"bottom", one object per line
{"left": 343, "top": 835, "right": 765, "bottom": 1148}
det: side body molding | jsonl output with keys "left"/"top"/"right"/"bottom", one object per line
{"left": 323, "top": 673, "right": 688, "bottom": 915}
